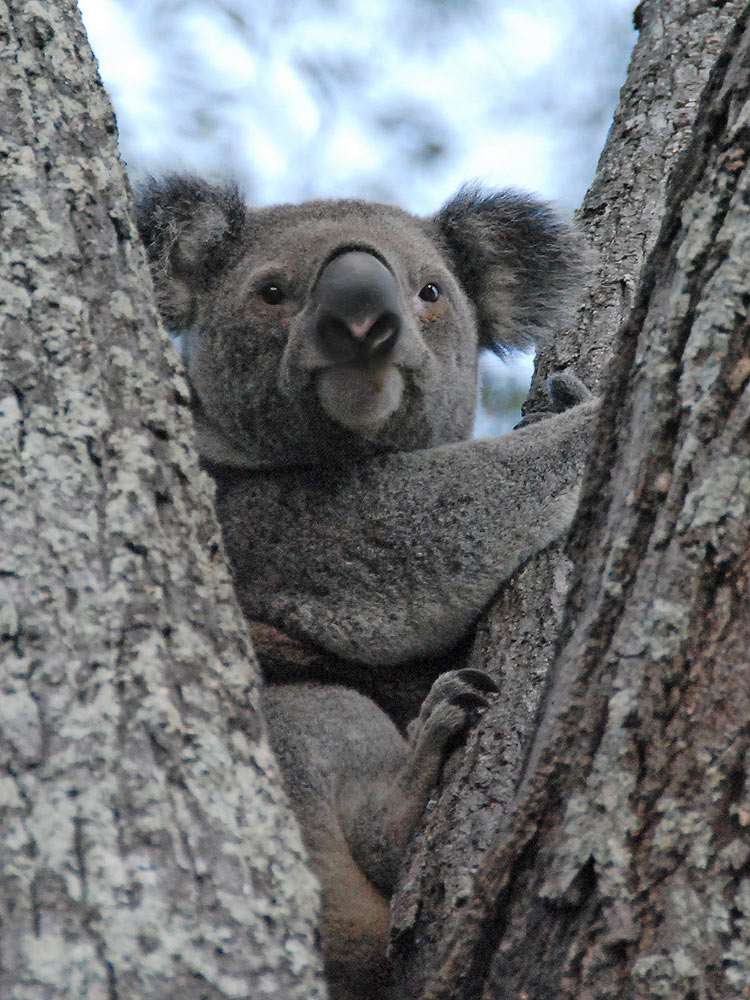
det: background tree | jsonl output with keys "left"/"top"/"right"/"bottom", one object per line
{"left": 78, "top": 0, "right": 633, "bottom": 211}
{"left": 78, "top": 0, "right": 636, "bottom": 435}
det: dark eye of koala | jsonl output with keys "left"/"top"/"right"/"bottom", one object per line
{"left": 418, "top": 283, "right": 440, "bottom": 303}
{"left": 260, "top": 283, "right": 285, "bottom": 305}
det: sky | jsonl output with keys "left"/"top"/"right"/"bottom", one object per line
{"left": 77, "top": 0, "right": 636, "bottom": 432}
{"left": 78, "top": 0, "right": 635, "bottom": 210}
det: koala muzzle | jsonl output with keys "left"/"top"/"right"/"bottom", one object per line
{"left": 312, "top": 251, "right": 402, "bottom": 364}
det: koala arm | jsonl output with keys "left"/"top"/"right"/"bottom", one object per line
{"left": 217, "top": 397, "right": 597, "bottom": 666}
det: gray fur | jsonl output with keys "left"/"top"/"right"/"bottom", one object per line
{"left": 219, "top": 402, "right": 591, "bottom": 665}
{"left": 137, "top": 176, "right": 594, "bottom": 998}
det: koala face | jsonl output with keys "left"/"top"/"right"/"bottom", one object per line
{"left": 184, "top": 200, "right": 480, "bottom": 466}
{"left": 137, "top": 179, "right": 578, "bottom": 468}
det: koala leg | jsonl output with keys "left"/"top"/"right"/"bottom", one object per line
{"left": 338, "top": 669, "right": 497, "bottom": 900}
{"left": 262, "top": 683, "right": 406, "bottom": 998}
{"left": 308, "top": 828, "right": 392, "bottom": 1000}
{"left": 263, "top": 673, "right": 494, "bottom": 999}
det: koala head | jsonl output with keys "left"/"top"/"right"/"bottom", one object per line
{"left": 137, "top": 177, "right": 579, "bottom": 468}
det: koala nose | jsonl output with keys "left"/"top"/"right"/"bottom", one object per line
{"left": 312, "top": 251, "right": 402, "bottom": 362}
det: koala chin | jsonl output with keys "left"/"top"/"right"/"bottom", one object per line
{"left": 137, "top": 175, "right": 596, "bottom": 999}
{"left": 316, "top": 363, "right": 404, "bottom": 436}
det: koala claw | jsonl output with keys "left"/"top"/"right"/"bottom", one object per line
{"left": 546, "top": 370, "right": 593, "bottom": 408}
{"left": 407, "top": 668, "right": 497, "bottom": 751}
{"left": 451, "top": 666, "right": 501, "bottom": 694}
{"left": 515, "top": 369, "right": 593, "bottom": 428}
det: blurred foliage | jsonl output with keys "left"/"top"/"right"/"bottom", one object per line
{"left": 83, "top": 0, "right": 634, "bottom": 211}
{"left": 475, "top": 352, "right": 533, "bottom": 437}
{"left": 80, "top": 0, "right": 635, "bottom": 428}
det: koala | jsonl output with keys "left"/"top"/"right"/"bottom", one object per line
{"left": 136, "top": 177, "right": 595, "bottom": 997}
{"left": 137, "top": 178, "right": 594, "bottom": 664}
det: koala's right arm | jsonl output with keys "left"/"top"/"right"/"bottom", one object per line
{"left": 218, "top": 394, "right": 595, "bottom": 666}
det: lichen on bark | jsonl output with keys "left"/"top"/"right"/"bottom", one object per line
{"left": 0, "top": 2, "right": 325, "bottom": 997}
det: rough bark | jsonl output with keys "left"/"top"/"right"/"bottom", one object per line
{"left": 0, "top": 2, "right": 325, "bottom": 997}
{"left": 391, "top": 2, "right": 750, "bottom": 998}
{"left": 5, "top": 1, "right": 750, "bottom": 998}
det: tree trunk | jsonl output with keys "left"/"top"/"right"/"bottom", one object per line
{"left": 391, "top": 2, "right": 750, "bottom": 997}
{"left": 0, "top": 2, "right": 325, "bottom": 997}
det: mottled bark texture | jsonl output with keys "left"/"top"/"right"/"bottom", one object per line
{"left": 392, "top": 3, "right": 750, "bottom": 998}
{"left": 0, "top": 2, "right": 325, "bottom": 998}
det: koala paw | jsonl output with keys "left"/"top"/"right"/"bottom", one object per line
{"left": 407, "top": 668, "right": 497, "bottom": 757}
{"left": 515, "top": 370, "right": 593, "bottom": 428}
{"left": 546, "top": 371, "right": 593, "bottom": 409}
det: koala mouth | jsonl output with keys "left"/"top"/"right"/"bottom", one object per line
{"left": 316, "top": 362, "right": 404, "bottom": 436}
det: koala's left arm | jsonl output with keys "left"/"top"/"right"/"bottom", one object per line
{"left": 218, "top": 395, "right": 596, "bottom": 666}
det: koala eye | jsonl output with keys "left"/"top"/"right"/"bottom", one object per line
{"left": 418, "top": 283, "right": 440, "bottom": 303}
{"left": 259, "top": 283, "right": 285, "bottom": 305}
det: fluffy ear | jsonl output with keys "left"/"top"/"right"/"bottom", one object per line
{"left": 433, "top": 186, "right": 583, "bottom": 354}
{"left": 136, "top": 176, "right": 246, "bottom": 331}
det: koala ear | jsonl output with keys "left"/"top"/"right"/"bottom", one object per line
{"left": 136, "top": 176, "right": 247, "bottom": 331}
{"left": 433, "top": 185, "right": 582, "bottom": 355}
